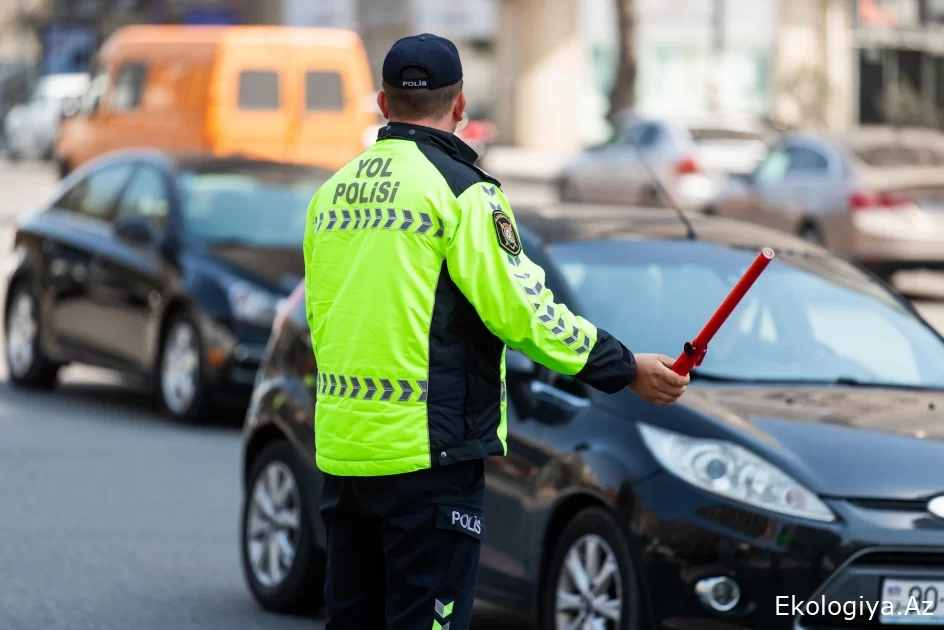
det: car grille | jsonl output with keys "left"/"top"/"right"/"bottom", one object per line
{"left": 798, "top": 549, "right": 944, "bottom": 629}
{"left": 847, "top": 498, "right": 930, "bottom": 512}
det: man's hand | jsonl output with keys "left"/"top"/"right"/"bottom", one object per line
{"left": 629, "top": 354, "right": 690, "bottom": 405}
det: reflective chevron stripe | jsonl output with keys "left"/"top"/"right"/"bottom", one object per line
{"left": 314, "top": 208, "right": 444, "bottom": 237}
{"left": 316, "top": 372, "right": 429, "bottom": 403}
{"left": 506, "top": 255, "right": 593, "bottom": 356}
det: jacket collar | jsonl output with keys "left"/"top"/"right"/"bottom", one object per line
{"left": 377, "top": 122, "right": 480, "bottom": 164}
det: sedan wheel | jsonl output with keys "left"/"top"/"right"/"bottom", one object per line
{"left": 7, "top": 292, "right": 37, "bottom": 379}
{"left": 543, "top": 508, "right": 640, "bottom": 630}
{"left": 4, "top": 283, "right": 59, "bottom": 389}
{"left": 241, "top": 440, "right": 325, "bottom": 614}
{"left": 556, "top": 534, "right": 623, "bottom": 628}
{"left": 158, "top": 313, "right": 206, "bottom": 422}
{"left": 246, "top": 461, "right": 302, "bottom": 588}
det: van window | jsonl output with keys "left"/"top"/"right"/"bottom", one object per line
{"left": 112, "top": 63, "right": 148, "bottom": 111}
{"left": 238, "top": 70, "right": 280, "bottom": 110}
{"left": 305, "top": 71, "right": 344, "bottom": 111}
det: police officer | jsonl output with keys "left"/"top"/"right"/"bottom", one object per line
{"left": 303, "top": 33, "right": 689, "bottom": 630}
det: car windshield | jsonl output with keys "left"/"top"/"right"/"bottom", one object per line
{"left": 177, "top": 171, "right": 323, "bottom": 247}
{"left": 549, "top": 240, "right": 944, "bottom": 388}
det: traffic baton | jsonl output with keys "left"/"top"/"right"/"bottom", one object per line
{"left": 671, "top": 247, "right": 776, "bottom": 376}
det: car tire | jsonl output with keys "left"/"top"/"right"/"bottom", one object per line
{"left": 241, "top": 440, "right": 325, "bottom": 616}
{"left": 57, "top": 159, "right": 71, "bottom": 180}
{"left": 559, "top": 175, "right": 578, "bottom": 202}
{"left": 4, "top": 280, "right": 60, "bottom": 390}
{"left": 799, "top": 222, "right": 824, "bottom": 246}
{"left": 540, "top": 507, "right": 642, "bottom": 630}
{"left": 157, "top": 311, "right": 210, "bottom": 423}
{"left": 7, "top": 146, "right": 22, "bottom": 163}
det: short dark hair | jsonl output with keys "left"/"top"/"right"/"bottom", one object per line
{"left": 382, "top": 66, "right": 462, "bottom": 120}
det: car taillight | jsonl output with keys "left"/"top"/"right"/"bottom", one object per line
{"left": 273, "top": 283, "right": 305, "bottom": 335}
{"left": 849, "top": 190, "right": 913, "bottom": 212}
{"left": 676, "top": 156, "right": 700, "bottom": 175}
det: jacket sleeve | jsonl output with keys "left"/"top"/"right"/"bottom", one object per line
{"left": 444, "top": 183, "right": 636, "bottom": 394}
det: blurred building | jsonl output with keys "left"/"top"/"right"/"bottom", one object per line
{"left": 278, "top": 0, "right": 498, "bottom": 121}
{"left": 855, "top": 0, "right": 944, "bottom": 126}
{"left": 771, "top": 0, "right": 855, "bottom": 131}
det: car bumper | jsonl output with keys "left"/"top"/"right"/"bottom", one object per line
{"left": 824, "top": 210, "right": 944, "bottom": 269}
{"left": 629, "top": 473, "right": 944, "bottom": 629}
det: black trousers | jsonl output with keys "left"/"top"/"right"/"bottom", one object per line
{"left": 321, "top": 459, "right": 486, "bottom": 630}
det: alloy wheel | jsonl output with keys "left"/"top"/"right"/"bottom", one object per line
{"left": 556, "top": 534, "right": 623, "bottom": 629}
{"left": 160, "top": 322, "right": 200, "bottom": 415}
{"left": 246, "top": 461, "right": 302, "bottom": 588}
{"left": 6, "top": 292, "right": 37, "bottom": 379}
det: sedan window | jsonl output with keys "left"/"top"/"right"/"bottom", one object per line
{"left": 115, "top": 166, "right": 170, "bottom": 230}
{"left": 550, "top": 240, "right": 944, "bottom": 388}
{"left": 57, "top": 163, "right": 135, "bottom": 220}
{"left": 786, "top": 147, "right": 829, "bottom": 173}
{"left": 752, "top": 147, "right": 790, "bottom": 184}
{"left": 177, "top": 171, "right": 324, "bottom": 247}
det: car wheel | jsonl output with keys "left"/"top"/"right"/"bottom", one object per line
{"left": 799, "top": 222, "right": 824, "bottom": 246}
{"left": 57, "top": 159, "right": 71, "bottom": 180}
{"left": 541, "top": 507, "right": 641, "bottom": 630}
{"left": 241, "top": 440, "right": 325, "bottom": 615}
{"left": 158, "top": 311, "right": 209, "bottom": 422}
{"left": 559, "top": 176, "right": 578, "bottom": 202}
{"left": 4, "top": 281, "right": 60, "bottom": 389}
{"left": 7, "top": 146, "right": 22, "bottom": 163}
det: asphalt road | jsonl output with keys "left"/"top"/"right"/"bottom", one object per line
{"left": 0, "top": 160, "right": 524, "bottom": 630}
{"left": 3, "top": 158, "right": 944, "bottom": 630}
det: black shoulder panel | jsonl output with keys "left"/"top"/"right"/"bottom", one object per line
{"left": 416, "top": 143, "right": 501, "bottom": 199}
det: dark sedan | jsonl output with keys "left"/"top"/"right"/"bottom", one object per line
{"left": 240, "top": 208, "right": 944, "bottom": 628}
{"left": 3, "top": 149, "right": 328, "bottom": 422}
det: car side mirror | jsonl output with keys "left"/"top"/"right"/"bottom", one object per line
{"left": 114, "top": 216, "right": 155, "bottom": 244}
{"left": 506, "top": 350, "right": 536, "bottom": 377}
{"left": 530, "top": 381, "right": 591, "bottom": 424}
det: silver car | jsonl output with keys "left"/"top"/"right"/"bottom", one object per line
{"left": 3, "top": 73, "right": 89, "bottom": 162}
{"left": 557, "top": 114, "right": 772, "bottom": 211}
{"left": 714, "top": 126, "right": 944, "bottom": 281}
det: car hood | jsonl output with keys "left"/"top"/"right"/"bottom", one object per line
{"left": 205, "top": 244, "right": 304, "bottom": 294}
{"left": 679, "top": 385, "right": 944, "bottom": 500}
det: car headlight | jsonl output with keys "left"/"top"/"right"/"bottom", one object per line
{"left": 227, "top": 281, "right": 283, "bottom": 327}
{"left": 638, "top": 423, "right": 836, "bottom": 523}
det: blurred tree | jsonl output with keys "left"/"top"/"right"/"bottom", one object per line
{"left": 777, "top": 65, "right": 831, "bottom": 130}
{"left": 608, "top": 0, "right": 638, "bottom": 125}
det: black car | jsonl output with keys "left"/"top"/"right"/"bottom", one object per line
{"left": 240, "top": 208, "right": 944, "bottom": 628}
{"left": 3, "top": 149, "right": 328, "bottom": 421}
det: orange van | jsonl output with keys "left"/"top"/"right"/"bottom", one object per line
{"left": 55, "top": 25, "right": 378, "bottom": 177}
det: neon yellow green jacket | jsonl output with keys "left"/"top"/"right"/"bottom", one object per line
{"left": 303, "top": 123, "right": 636, "bottom": 476}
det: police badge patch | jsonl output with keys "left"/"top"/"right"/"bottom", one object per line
{"left": 492, "top": 210, "right": 521, "bottom": 256}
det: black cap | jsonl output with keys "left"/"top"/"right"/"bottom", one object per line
{"left": 382, "top": 33, "right": 462, "bottom": 90}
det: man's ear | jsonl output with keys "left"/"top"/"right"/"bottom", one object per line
{"left": 453, "top": 91, "right": 467, "bottom": 122}
{"left": 378, "top": 90, "right": 390, "bottom": 120}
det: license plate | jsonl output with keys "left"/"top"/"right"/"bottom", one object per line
{"left": 880, "top": 579, "right": 944, "bottom": 624}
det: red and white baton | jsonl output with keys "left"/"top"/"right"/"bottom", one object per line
{"left": 671, "top": 247, "right": 776, "bottom": 376}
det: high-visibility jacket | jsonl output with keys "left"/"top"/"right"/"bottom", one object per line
{"left": 303, "top": 122, "right": 637, "bottom": 476}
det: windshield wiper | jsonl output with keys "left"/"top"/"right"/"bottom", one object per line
{"left": 689, "top": 370, "right": 942, "bottom": 391}
{"left": 204, "top": 237, "right": 260, "bottom": 249}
